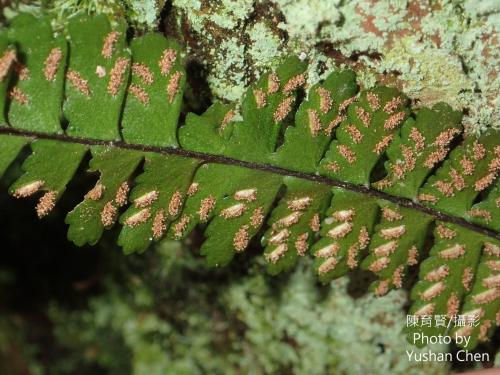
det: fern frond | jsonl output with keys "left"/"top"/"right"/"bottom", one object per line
{"left": 0, "top": 13, "right": 499, "bottom": 349}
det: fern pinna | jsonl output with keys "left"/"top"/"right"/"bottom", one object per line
{"left": 0, "top": 14, "right": 499, "bottom": 350}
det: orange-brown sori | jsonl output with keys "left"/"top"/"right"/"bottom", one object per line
{"left": 115, "top": 182, "right": 129, "bottom": 207}
{"left": 488, "top": 156, "right": 500, "bottom": 173}
{"left": 373, "top": 240, "right": 398, "bottom": 257}
{"left": 327, "top": 222, "right": 353, "bottom": 239}
{"left": 373, "top": 134, "right": 394, "bottom": 155}
{"left": 381, "top": 206, "right": 403, "bottom": 221}
{"left": 347, "top": 243, "right": 359, "bottom": 268}
{"left": 167, "top": 71, "right": 183, "bottom": 103}
{"left": 484, "top": 242, "right": 500, "bottom": 257}
{"left": 233, "top": 225, "right": 250, "bottom": 252}
{"left": 129, "top": 84, "right": 150, "bottom": 105}
{"left": 414, "top": 303, "right": 435, "bottom": 317}
{"left": 355, "top": 107, "right": 371, "bottom": 127}
{"left": 102, "top": 31, "right": 120, "bottom": 59}
{"left": 9, "top": 87, "right": 28, "bottom": 104}
{"left": 234, "top": 188, "right": 257, "bottom": 202}
{"left": 338, "top": 96, "right": 356, "bottom": 112}
{"left": 460, "top": 156, "right": 475, "bottom": 175}
{"left": 454, "top": 326, "right": 473, "bottom": 339}
{"left": 186, "top": 182, "right": 199, "bottom": 197}
{"left": 269, "top": 229, "right": 289, "bottom": 245}
{"left": 152, "top": 209, "right": 167, "bottom": 239}
{"left": 124, "top": 208, "right": 151, "bottom": 227}
{"left": 318, "top": 257, "right": 338, "bottom": 274}
{"left": 473, "top": 288, "right": 500, "bottom": 305}
{"left": 324, "top": 114, "right": 346, "bottom": 136}
{"left": 172, "top": 214, "right": 190, "bottom": 239}
{"left": 402, "top": 145, "right": 416, "bottom": 171}
{"left": 366, "top": 92, "right": 380, "bottom": 111}
{"left": 436, "top": 224, "right": 456, "bottom": 239}
{"left": 417, "top": 193, "right": 438, "bottom": 203}
{"left": 198, "top": 195, "right": 216, "bottom": 221}
{"left": 310, "top": 213, "right": 321, "bottom": 232}
{"left": 101, "top": 201, "right": 117, "bottom": 227}
{"left": 409, "top": 127, "right": 426, "bottom": 152}
{"left": 368, "top": 256, "right": 390, "bottom": 272}
{"left": 420, "top": 282, "right": 445, "bottom": 301}
{"left": 267, "top": 72, "right": 280, "bottom": 94}
{"left": 475, "top": 172, "right": 496, "bottom": 192}
{"left": 486, "top": 260, "right": 500, "bottom": 272}
{"left": 159, "top": 49, "right": 177, "bottom": 76}
{"left": 478, "top": 320, "right": 492, "bottom": 342}
{"left": 315, "top": 243, "right": 340, "bottom": 258}
{"left": 337, "top": 144, "right": 356, "bottom": 164}
{"left": 44, "top": 47, "right": 62, "bottom": 81}
{"left": 316, "top": 87, "right": 332, "bottom": 114}
{"left": 407, "top": 245, "right": 419, "bottom": 266}
{"left": 108, "top": 57, "right": 129, "bottom": 96}
{"left": 134, "top": 190, "right": 159, "bottom": 208}
{"left": 346, "top": 124, "right": 363, "bottom": 143}
{"left": 433, "top": 128, "right": 460, "bottom": 147}
{"left": 468, "top": 208, "right": 492, "bottom": 222}
{"left": 435, "top": 180, "right": 454, "bottom": 197}
{"left": 273, "top": 96, "right": 294, "bottom": 123}
{"left": 383, "top": 96, "right": 403, "bottom": 114}
{"left": 0, "top": 49, "right": 16, "bottom": 82}
{"left": 265, "top": 243, "right": 288, "bottom": 263}
{"left": 462, "top": 267, "right": 474, "bottom": 291}
{"left": 220, "top": 110, "right": 235, "bottom": 131}
{"left": 425, "top": 265, "right": 449, "bottom": 282}
{"left": 287, "top": 196, "right": 312, "bottom": 211}
{"left": 67, "top": 69, "right": 90, "bottom": 96}
{"left": 373, "top": 178, "right": 392, "bottom": 190}
{"left": 308, "top": 108, "right": 322, "bottom": 136}
{"left": 358, "top": 226, "right": 370, "bottom": 249}
{"left": 375, "top": 280, "right": 390, "bottom": 296}
{"left": 36, "top": 191, "right": 57, "bottom": 218}
{"left": 295, "top": 233, "right": 309, "bottom": 256}
{"left": 85, "top": 183, "right": 105, "bottom": 201}
{"left": 380, "top": 225, "right": 406, "bottom": 240}
{"left": 332, "top": 208, "right": 355, "bottom": 221}
{"left": 15, "top": 62, "right": 29, "bottom": 80}
{"left": 483, "top": 274, "right": 500, "bottom": 288}
{"left": 472, "top": 140, "right": 486, "bottom": 160}
{"left": 132, "top": 63, "right": 154, "bottom": 85}
{"left": 446, "top": 293, "right": 460, "bottom": 317}
{"left": 168, "top": 190, "right": 183, "bottom": 216}
{"left": 439, "top": 244, "right": 465, "bottom": 260}
{"left": 325, "top": 161, "right": 340, "bottom": 172}
{"left": 14, "top": 180, "right": 44, "bottom": 198}
{"left": 250, "top": 207, "right": 264, "bottom": 228}
{"left": 423, "top": 148, "right": 447, "bottom": 168}
{"left": 220, "top": 203, "right": 247, "bottom": 219}
{"left": 274, "top": 211, "right": 302, "bottom": 228}
{"left": 383, "top": 111, "right": 405, "bottom": 130}
{"left": 283, "top": 73, "right": 305, "bottom": 94}
{"left": 449, "top": 168, "right": 466, "bottom": 191}
{"left": 253, "top": 88, "right": 266, "bottom": 108}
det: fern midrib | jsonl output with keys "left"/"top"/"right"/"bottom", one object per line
{"left": 3, "top": 126, "right": 498, "bottom": 241}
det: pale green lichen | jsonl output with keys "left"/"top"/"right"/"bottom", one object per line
{"left": 246, "top": 22, "right": 284, "bottom": 71}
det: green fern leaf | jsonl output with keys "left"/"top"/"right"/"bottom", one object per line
{"left": 66, "top": 147, "right": 143, "bottom": 246}
{"left": 0, "top": 13, "right": 499, "bottom": 350}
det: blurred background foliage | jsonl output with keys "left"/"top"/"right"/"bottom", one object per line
{"left": 0, "top": 0, "right": 499, "bottom": 374}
